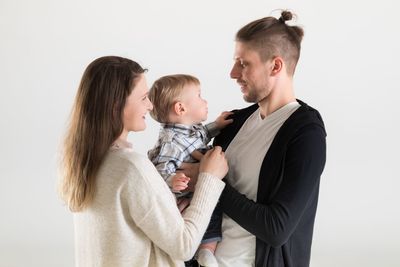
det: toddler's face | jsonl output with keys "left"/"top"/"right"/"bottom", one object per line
{"left": 180, "top": 83, "right": 208, "bottom": 124}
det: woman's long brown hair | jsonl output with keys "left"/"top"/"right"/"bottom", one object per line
{"left": 60, "top": 56, "right": 146, "bottom": 212}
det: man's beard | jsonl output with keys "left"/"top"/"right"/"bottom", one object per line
{"left": 243, "top": 89, "right": 268, "bottom": 104}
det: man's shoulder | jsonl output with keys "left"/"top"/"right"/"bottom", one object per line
{"left": 213, "top": 104, "right": 258, "bottom": 149}
{"left": 286, "top": 99, "right": 326, "bottom": 135}
{"left": 226, "top": 103, "right": 259, "bottom": 127}
{"left": 230, "top": 103, "right": 259, "bottom": 119}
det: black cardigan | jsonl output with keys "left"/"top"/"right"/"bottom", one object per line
{"left": 214, "top": 100, "right": 327, "bottom": 267}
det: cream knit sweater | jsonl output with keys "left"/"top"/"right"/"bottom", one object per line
{"left": 73, "top": 146, "right": 225, "bottom": 267}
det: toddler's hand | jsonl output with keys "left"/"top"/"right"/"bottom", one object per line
{"left": 215, "top": 111, "right": 234, "bottom": 129}
{"left": 171, "top": 173, "right": 190, "bottom": 192}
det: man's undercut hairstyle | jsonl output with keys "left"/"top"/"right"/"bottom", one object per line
{"left": 236, "top": 10, "right": 304, "bottom": 75}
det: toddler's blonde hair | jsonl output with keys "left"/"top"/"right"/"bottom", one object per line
{"left": 149, "top": 74, "right": 200, "bottom": 123}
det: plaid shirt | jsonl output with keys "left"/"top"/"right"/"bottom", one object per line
{"left": 148, "top": 122, "right": 219, "bottom": 186}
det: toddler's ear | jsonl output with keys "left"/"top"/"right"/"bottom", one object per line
{"left": 173, "top": 102, "right": 186, "bottom": 116}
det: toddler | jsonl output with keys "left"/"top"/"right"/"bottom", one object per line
{"left": 148, "top": 74, "right": 232, "bottom": 267}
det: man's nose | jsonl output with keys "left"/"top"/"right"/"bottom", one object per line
{"left": 230, "top": 63, "right": 241, "bottom": 79}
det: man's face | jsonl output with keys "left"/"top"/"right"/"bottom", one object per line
{"left": 230, "top": 41, "right": 274, "bottom": 103}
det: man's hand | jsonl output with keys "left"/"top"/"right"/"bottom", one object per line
{"left": 177, "top": 198, "right": 191, "bottom": 213}
{"left": 179, "top": 162, "right": 200, "bottom": 192}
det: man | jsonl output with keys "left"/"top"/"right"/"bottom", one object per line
{"left": 213, "top": 11, "right": 327, "bottom": 267}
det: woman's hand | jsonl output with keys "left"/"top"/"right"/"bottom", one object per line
{"left": 199, "top": 146, "right": 228, "bottom": 179}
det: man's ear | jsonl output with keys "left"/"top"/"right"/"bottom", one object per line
{"left": 270, "top": 56, "right": 283, "bottom": 76}
{"left": 173, "top": 102, "right": 186, "bottom": 116}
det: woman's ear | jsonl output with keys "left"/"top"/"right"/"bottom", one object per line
{"left": 173, "top": 102, "right": 186, "bottom": 116}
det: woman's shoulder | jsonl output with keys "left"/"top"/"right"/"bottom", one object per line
{"left": 108, "top": 148, "right": 153, "bottom": 171}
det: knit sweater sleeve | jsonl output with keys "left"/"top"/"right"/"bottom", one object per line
{"left": 220, "top": 124, "right": 326, "bottom": 247}
{"left": 125, "top": 153, "right": 225, "bottom": 260}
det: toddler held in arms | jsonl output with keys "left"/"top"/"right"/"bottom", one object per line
{"left": 148, "top": 74, "right": 232, "bottom": 267}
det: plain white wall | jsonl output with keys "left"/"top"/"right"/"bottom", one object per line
{"left": 1, "top": 0, "right": 399, "bottom": 266}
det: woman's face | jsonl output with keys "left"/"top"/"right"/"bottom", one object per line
{"left": 123, "top": 74, "right": 153, "bottom": 133}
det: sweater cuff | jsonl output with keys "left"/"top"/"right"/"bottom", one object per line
{"left": 190, "top": 172, "right": 225, "bottom": 217}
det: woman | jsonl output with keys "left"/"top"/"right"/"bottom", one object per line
{"left": 60, "top": 56, "right": 227, "bottom": 267}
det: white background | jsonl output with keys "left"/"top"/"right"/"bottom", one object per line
{"left": 1, "top": 0, "right": 399, "bottom": 266}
